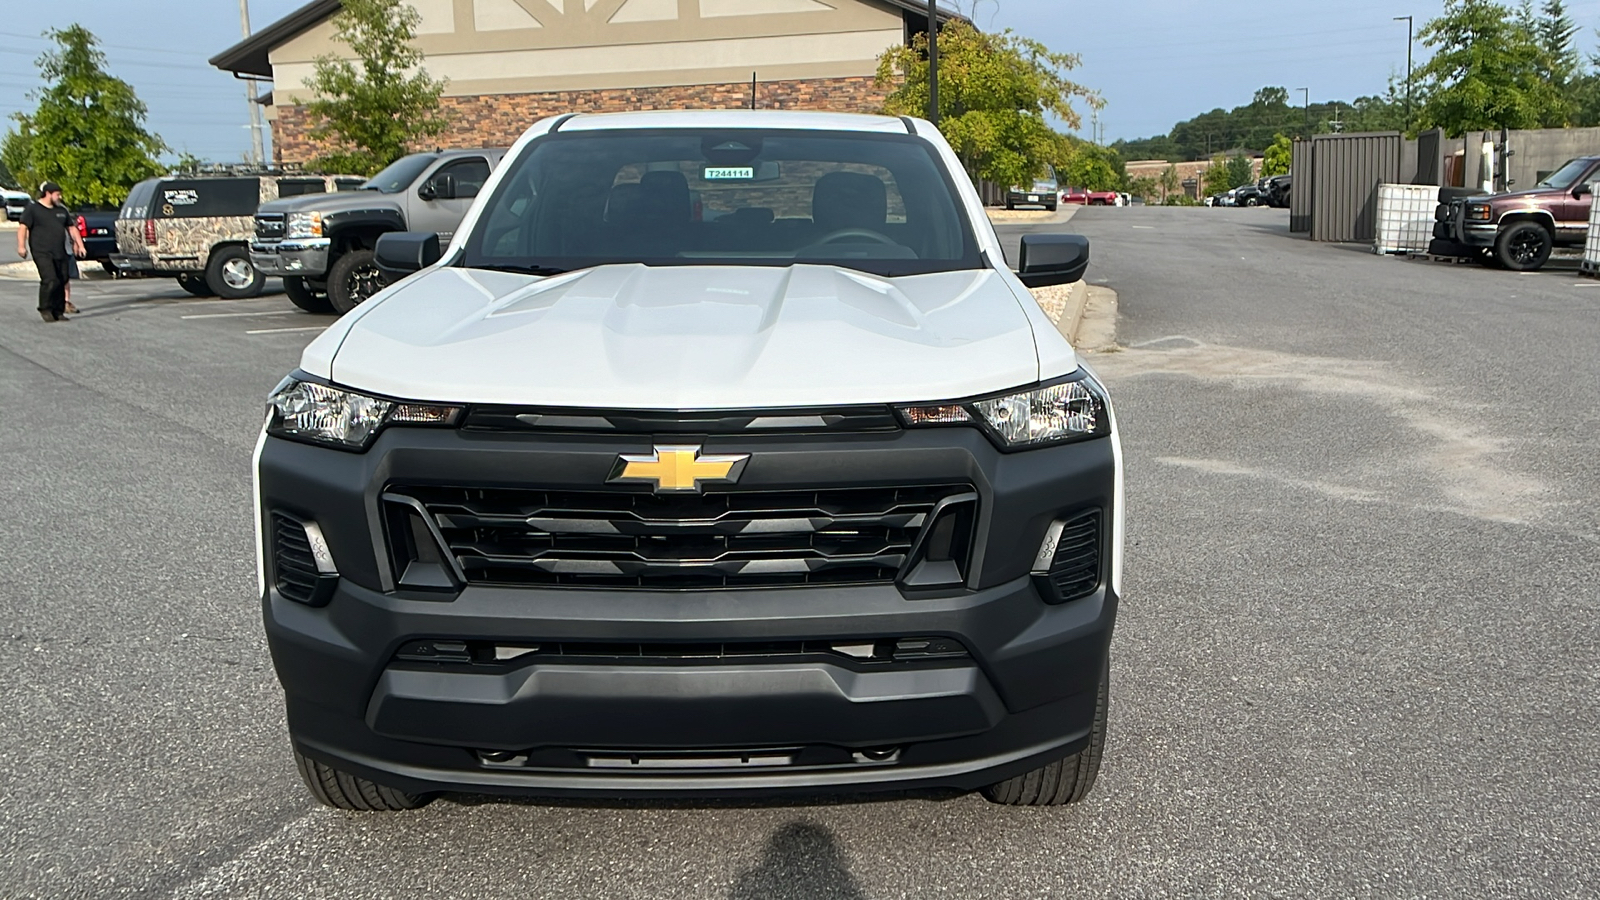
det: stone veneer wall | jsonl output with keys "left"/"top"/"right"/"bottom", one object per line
{"left": 270, "top": 75, "right": 889, "bottom": 165}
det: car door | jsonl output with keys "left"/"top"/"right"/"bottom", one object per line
{"left": 1556, "top": 162, "right": 1600, "bottom": 242}
{"left": 406, "top": 156, "right": 492, "bottom": 244}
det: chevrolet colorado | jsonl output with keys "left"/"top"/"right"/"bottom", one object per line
{"left": 256, "top": 110, "right": 1123, "bottom": 811}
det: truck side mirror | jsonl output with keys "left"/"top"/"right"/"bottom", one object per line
{"left": 375, "top": 231, "right": 441, "bottom": 277}
{"left": 1575, "top": 182, "right": 1593, "bottom": 198}
{"left": 420, "top": 174, "right": 457, "bottom": 202}
{"left": 1016, "top": 234, "right": 1090, "bottom": 288}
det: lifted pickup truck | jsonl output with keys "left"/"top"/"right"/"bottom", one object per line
{"left": 1435, "top": 155, "right": 1600, "bottom": 270}
{"left": 252, "top": 149, "right": 507, "bottom": 313}
{"left": 257, "top": 110, "right": 1121, "bottom": 812}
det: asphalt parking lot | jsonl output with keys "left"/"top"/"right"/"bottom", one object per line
{"left": 2, "top": 209, "right": 1597, "bottom": 898}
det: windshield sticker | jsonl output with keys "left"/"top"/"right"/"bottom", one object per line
{"left": 164, "top": 190, "right": 199, "bottom": 206}
{"left": 703, "top": 167, "right": 755, "bottom": 181}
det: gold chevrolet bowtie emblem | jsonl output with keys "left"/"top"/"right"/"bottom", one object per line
{"left": 608, "top": 445, "right": 750, "bottom": 493}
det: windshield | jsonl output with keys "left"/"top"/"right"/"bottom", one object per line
{"left": 461, "top": 129, "right": 982, "bottom": 278}
{"left": 361, "top": 153, "right": 437, "bottom": 193}
{"left": 1537, "top": 158, "right": 1594, "bottom": 190}
{"left": 1032, "top": 179, "right": 1058, "bottom": 191}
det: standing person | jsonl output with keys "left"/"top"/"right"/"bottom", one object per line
{"left": 16, "top": 182, "right": 84, "bottom": 322}
{"left": 62, "top": 208, "right": 81, "bottom": 315}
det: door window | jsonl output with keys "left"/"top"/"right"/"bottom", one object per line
{"left": 428, "top": 158, "right": 491, "bottom": 200}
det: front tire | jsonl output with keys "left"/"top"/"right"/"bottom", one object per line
{"left": 1494, "top": 221, "right": 1553, "bottom": 271}
{"left": 982, "top": 656, "right": 1108, "bottom": 806}
{"left": 176, "top": 272, "right": 214, "bottom": 297}
{"left": 282, "top": 275, "right": 333, "bottom": 314}
{"left": 294, "top": 749, "right": 431, "bottom": 811}
{"left": 205, "top": 245, "right": 264, "bottom": 299}
{"left": 1245, "top": 197, "right": 1259, "bottom": 207}
{"left": 327, "top": 249, "right": 388, "bottom": 314}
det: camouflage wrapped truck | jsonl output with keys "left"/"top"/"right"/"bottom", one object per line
{"left": 113, "top": 173, "right": 361, "bottom": 298}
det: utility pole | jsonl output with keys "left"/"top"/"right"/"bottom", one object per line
{"left": 927, "top": 0, "right": 939, "bottom": 125}
{"left": 239, "top": 0, "right": 265, "bottom": 166}
{"left": 1091, "top": 109, "right": 1099, "bottom": 145}
{"left": 1296, "top": 87, "right": 1309, "bottom": 131}
{"left": 1394, "top": 15, "right": 1413, "bottom": 133}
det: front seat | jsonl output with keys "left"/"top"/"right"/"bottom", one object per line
{"left": 812, "top": 172, "right": 888, "bottom": 233}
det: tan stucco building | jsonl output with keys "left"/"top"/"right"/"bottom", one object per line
{"left": 210, "top": 0, "right": 955, "bottom": 165}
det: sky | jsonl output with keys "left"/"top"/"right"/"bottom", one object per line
{"left": 3, "top": 0, "right": 1600, "bottom": 163}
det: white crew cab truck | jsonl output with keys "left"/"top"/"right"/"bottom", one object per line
{"left": 256, "top": 110, "right": 1122, "bottom": 810}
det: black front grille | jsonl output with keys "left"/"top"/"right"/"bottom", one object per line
{"left": 1047, "top": 509, "right": 1102, "bottom": 602}
{"left": 389, "top": 484, "right": 972, "bottom": 589}
{"left": 270, "top": 512, "right": 322, "bottom": 603}
{"left": 255, "top": 214, "right": 285, "bottom": 239}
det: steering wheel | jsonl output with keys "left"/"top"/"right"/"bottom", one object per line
{"left": 812, "top": 227, "right": 897, "bottom": 246}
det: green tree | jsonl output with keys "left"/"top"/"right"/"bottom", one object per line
{"left": 1054, "top": 138, "right": 1125, "bottom": 191}
{"left": 1126, "top": 174, "right": 1157, "bottom": 203}
{"left": 302, "top": 0, "right": 450, "bottom": 175}
{"left": 1158, "top": 163, "right": 1180, "bottom": 203}
{"left": 1414, "top": 0, "right": 1569, "bottom": 134}
{"left": 1261, "top": 133, "right": 1292, "bottom": 177}
{"left": 878, "top": 22, "right": 1100, "bottom": 189}
{"left": 1533, "top": 0, "right": 1580, "bottom": 94}
{"left": 1201, "top": 155, "right": 1232, "bottom": 196}
{"left": 1226, "top": 154, "right": 1254, "bottom": 188}
{"left": 0, "top": 25, "right": 165, "bottom": 206}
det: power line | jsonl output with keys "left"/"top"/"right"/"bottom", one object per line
{"left": 0, "top": 29, "right": 208, "bottom": 58}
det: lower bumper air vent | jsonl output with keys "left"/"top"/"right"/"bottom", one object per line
{"left": 270, "top": 512, "right": 338, "bottom": 606}
{"left": 1032, "top": 509, "right": 1102, "bottom": 604}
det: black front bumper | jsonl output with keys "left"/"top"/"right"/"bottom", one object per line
{"left": 257, "top": 424, "right": 1119, "bottom": 799}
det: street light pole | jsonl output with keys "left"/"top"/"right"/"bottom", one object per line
{"left": 239, "top": 0, "right": 265, "bottom": 166}
{"left": 1394, "top": 15, "right": 1413, "bottom": 133}
{"left": 927, "top": 0, "right": 939, "bottom": 125}
{"left": 1296, "top": 87, "right": 1309, "bottom": 130}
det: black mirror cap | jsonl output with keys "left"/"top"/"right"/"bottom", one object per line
{"left": 1017, "top": 233, "right": 1089, "bottom": 288}
{"left": 375, "top": 231, "right": 441, "bottom": 277}
{"left": 1575, "top": 183, "right": 1593, "bottom": 198}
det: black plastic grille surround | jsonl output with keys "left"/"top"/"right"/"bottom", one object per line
{"left": 254, "top": 213, "right": 285, "bottom": 240}
{"left": 389, "top": 484, "right": 972, "bottom": 589}
{"left": 271, "top": 512, "right": 322, "bottom": 604}
{"left": 1047, "top": 509, "right": 1102, "bottom": 602}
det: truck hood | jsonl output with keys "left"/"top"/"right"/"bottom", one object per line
{"left": 256, "top": 190, "right": 399, "bottom": 216}
{"left": 1466, "top": 187, "right": 1559, "bottom": 205}
{"left": 311, "top": 264, "right": 1063, "bottom": 409}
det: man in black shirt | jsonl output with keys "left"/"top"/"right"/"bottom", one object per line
{"left": 17, "top": 182, "right": 85, "bottom": 322}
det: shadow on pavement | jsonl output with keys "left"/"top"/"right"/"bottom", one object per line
{"left": 728, "top": 821, "right": 867, "bottom": 900}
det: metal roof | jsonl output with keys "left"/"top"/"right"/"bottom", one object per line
{"left": 209, "top": 0, "right": 339, "bottom": 78}
{"left": 209, "top": 0, "right": 964, "bottom": 79}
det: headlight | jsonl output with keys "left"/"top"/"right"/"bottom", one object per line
{"left": 286, "top": 211, "right": 323, "bottom": 239}
{"left": 1466, "top": 204, "right": 1492, "bottom": 221}
{"left": 267, "top": 379, "right": 460, "bottom": 451}
{"left": 898, "top": 372, "right": 1110, "bottom": 450}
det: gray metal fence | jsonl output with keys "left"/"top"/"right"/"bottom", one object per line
{"left": 1308, "top": 131, "right": 1402, "bottom": 243}
{"left": 1290, "top": 139, "right": 1313, "bottom": 233}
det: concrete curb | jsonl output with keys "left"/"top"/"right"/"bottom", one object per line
{"left": 1029, "top": 278, "right": 1117, "bottom": 353}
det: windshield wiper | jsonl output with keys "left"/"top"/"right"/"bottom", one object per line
{"left": 470, "top": 263, "right": 570, "bottom": 276}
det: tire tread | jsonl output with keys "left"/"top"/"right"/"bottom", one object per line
{"left": 293, "top": 749, "right": 429, "bottom": 811}
{"left": 981, "top": 656, "right": 1109, "bottom": 807}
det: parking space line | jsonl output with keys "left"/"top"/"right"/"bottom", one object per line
{"left": 246, "top": 325, "right": 327, "bottom": 335}
{"left": 182, "top": 310, "right": 298, "bottom": 320}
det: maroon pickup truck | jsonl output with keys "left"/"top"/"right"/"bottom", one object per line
{"left": 1435, "top": 155, "right": 1600, "bottom": 270}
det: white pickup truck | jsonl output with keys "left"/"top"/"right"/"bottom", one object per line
{"left": 255, "top": 109, "right": 1123, "bottom": 812}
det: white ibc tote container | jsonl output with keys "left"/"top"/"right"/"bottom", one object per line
{"left": 1583, "top": 193, "right": 1600, "bottom": 276}
{"left": 1374, "top": 184, "right": 1442, "bottom": 255}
